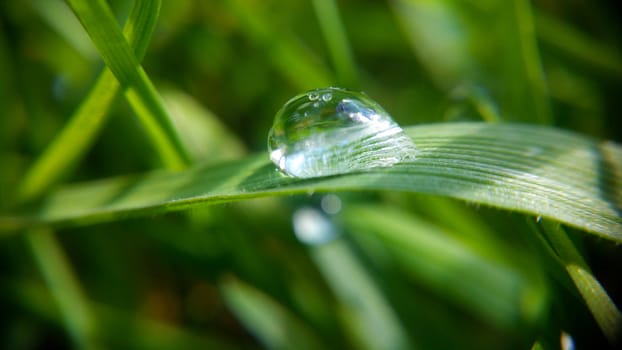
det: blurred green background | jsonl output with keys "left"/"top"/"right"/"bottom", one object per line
{"left": 1, "top": 0, "right": 621, "bottom": 349}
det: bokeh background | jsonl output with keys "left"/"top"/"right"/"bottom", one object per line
{"left": 1, "top": 0, "right": 621, "bottom": 349}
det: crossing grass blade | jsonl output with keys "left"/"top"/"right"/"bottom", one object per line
{"left": 17, "top": 0, "right": 162, "bottom": 202}
{"left": 66, "top": 0, "right": 190, "bottom": 169}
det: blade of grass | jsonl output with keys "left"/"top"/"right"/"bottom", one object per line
{"left": 66, "top": 0, "right": 189, "bottom": 169}
{"left": 512, "top": 0, "right": 552, "bottom": 124}
{"left": 226, "top": 0, "right": 332, "bottom": 89}
{"left": 292, "top": 208, "right": 411, "bottom": 349}
{"left": 343, "top": 204, "right": 547, "bottom": 328}
{"left": 26, "top": 228, "right": 99, "bottom": 349}
{"left": 523, "top": 219, "right": 577, "bottom": 295}
{"left": 535, "top": 11, "right": 622, "bottom": 79}
{"left": 310, "top": 0, "right": 358, "bottom": 87}
{"left": 310, "top": 239, "right": 412, "bottom": 349}
{"left": 390, "top": 0, "right": 472, "bottom": 88}
{"left": 401, "top": 194, "right": 514, "bottom": 263}
{"left": 9, "top": 279, "right": 246, "bottom": 349}
{"left": 392, "top": 0, "right": 552, "bottom": 123}
{"left": 18, "top": 0, "right": 162, "bottom": 202}
{"left": 541, "top": 221, "right": 622, "bottom": 346}
{"left": 0, "top": 22, "right": 19, "bottom": 210}
{"left": 2, "top": 123, "right": 621, "bottom": 241}
{"left": 161, "top": 87, "right": 246, "bottom": 163}
{"left": 20, "top": 4, "right": 181, "bottom": 349}
{"left": 220, "top": 276, "right": 324, "bottom": 350}
{"left": 32, "top": 0, "right": 98, "bottom": 60}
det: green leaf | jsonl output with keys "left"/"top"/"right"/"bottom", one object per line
{"left": 2, "top": 123, "right": 621, "bottom": 242}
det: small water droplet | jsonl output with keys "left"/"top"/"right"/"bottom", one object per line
{"left": 321, "top": 194, "right": 342, "bottom": 215}
{"left": 536, "top": 215, "right": 542, "bottom": 223}
{"left": 268, "top": 87, "right": 416, "bottom": 178}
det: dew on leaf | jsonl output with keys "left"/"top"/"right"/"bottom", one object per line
{"left": 268, "top": 87, "right": 416, "bottom": 178}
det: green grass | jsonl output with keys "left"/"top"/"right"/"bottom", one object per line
{"left": 1, "top": 0, "right": 621, "bottom": 349}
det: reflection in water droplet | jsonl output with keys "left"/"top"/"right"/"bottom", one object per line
{"left": 268, "top": 87, "right": 416, "bottom": 178}
{"left": 321, "top": 194, "right": 342, "bottom": 215}
{"left": 292, "top": 207, "right": 338, "bottom": 245}
{"left": 308, "top": 91, "right": 319, "bottom": 100}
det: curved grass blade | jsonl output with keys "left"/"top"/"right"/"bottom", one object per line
{"left": 541, "top": 221, "right": 622, "bottom": 346}
{"left": 2, "top": 123, "right": 620, "bottom": 242}
{"left": 18, "top": 0, "right": 161, "bottom": 202}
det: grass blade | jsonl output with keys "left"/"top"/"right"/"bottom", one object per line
{"left": 66, "top": 0, "right": 189, "bottom": 169}
{"left": 535, "top": 11, "right": 622, "bottom": 79}
{"left": 311, "top": 0, "right": 358, "bottom": 87}
{"left": 309, "top": 238, "right": 411, "bottom": 349}
{"left": 9, "top": 279, "right": 245, "bottom": 349}
{"left": 343, "top": 205, "right": 547, "bottom": 329}
{"left": 26, "top": 229, "right": 99, "bottom": 349}
{"left": 18, "top": 0, "right": 161, "bottom": 202}
{"left": 392, "top": 0, "right": 552, "bottom": 123}
{"left": 220, "top": 276, "right": 324, "bottom": 350}
{"left": 2, "top": 123, "right": 621, "bottom": 241}
{"left": 226, "top": 0, "right": 332, "bottom": 89}
{"left": 541, "top": 221, "right": 622, "bottom": 346}
{"left": 511, "top": 0, "right": 552, "bottom": 124}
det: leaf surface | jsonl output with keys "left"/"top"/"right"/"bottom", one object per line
{"left": 4, "top": 123, "right": 621, "bottom": 241}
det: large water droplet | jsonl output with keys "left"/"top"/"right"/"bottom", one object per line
{"left": 268, "top": 87, "right": 416, "bottom": 178}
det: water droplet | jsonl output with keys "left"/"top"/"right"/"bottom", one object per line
{"left": 268, "top": 87, "right": 416, "bottom": 178}
{"left": 536, "top": 215, "right": 542, "bottom": 223}
{"left": 321, "top": 194, "right": 342, "bottom": 215}
{"left": 308, "top": 91, "right": 319, "bottom": 101}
